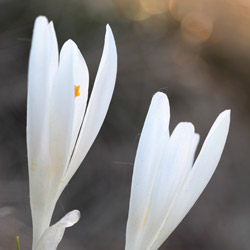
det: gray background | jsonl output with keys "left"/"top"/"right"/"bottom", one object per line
{"left": 0, "top": 0, "right": 250, "bottom": 249}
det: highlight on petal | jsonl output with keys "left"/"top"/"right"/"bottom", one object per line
{"left": 61, "top": 24, "right": 118, "bottom": 188}
{"left": 36, "top": 210, "right": 80, "bottom": 250}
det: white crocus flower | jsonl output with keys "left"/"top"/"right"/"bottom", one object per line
{"left": 125, "top": 92, "right": 230, "bottom": 250}
{"left": 27, "top": 16, "right": 117, "bottom": 249}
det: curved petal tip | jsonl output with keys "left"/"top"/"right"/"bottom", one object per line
{"left": 219, "top": 109, "right": 231, "bottom": 119}
{"left": 61, "top": 209, "right": 81, "bottom": 227}
{"left": 152, "top": 92, "right": 170, "bottom": 106}
{"left": 35, "top": 16, "right": 48, "bottom": 23}
{"left": 106, "top": 24, "right": 112, "bottom": 34}
{"left": 35, "top": 210, "right": 81, "bottom": 250}
{"left": 62, "top": 39, "right": 77, "bottom": 51}
{"left": 105, "top": 24, "right": 116, "bottom": 49}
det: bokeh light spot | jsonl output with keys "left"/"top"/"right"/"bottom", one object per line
{"left": 139, "top": 0, "right": 169, "bottom": 15}
{"left": 181, "top": 11, "right": 213, "bottom": 44}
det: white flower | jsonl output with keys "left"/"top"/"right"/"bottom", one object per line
{"left": 125, "top": 92, "right": 230, "bottom": 250}
{"left": 27, "top": 16, "right": 117, "bottom": 249}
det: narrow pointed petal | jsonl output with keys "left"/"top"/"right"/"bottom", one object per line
{"left": 49, "top": 40, "right": 77, "bottom": 194}
{"left": 125, "top": 92, "right": 170, "bottom": 250}
{"left": 35, "top": 210, "right": 80, "bottom": 250}
{"left": 150, "top": 110, "right": 230, "bottom": 250}
{"left": 27, "top": 17, "right": 58, "bottom": 166}
{"left": 137, "top": 123, "right": 195, "bottom": 250}
{"left": 27, "top": 16, "right": 59, "bottom": 248}
{"left": 62, "top": 24, "right": 117, "bottom": 187}
{"left": 67, "top": 43, "right": 89, "bottom": 171}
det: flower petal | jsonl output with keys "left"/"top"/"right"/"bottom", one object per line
{"left": 150, "top": 110, "right": 230, "bottom": 250}
{"left": 35, "top": 210, "right": 80, "bottom": 250}
{"left": 125, "top": 92, "right": 170, "bottom": 250}
{"left": 49, "top": 40, "right": 76, "bottom": 182}
{"left": 35, "top": 42, "right": 89, "bottom": 235}
{"left": 27, "top": 17, "right": 58, "bottom": 167}
{"left": 61, "top": 24, "right": 117, "bottom": 187}
{"left": 27, "top": 16, "right": 59, "bottom": 248}
{"left": 67, "top": 43, "right": 89, "bottom": 171}
{"left": 136, "top": 122, "right": 195, "bottom": 250}
{"left": 32, "top": 41, "right": 79, "bottom": 245}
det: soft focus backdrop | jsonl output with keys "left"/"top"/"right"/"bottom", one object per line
{"left": 0, "top": 0, "right": 250, "bottom": 249}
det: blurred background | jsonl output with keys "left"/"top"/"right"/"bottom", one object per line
{"left": 0, "top": 0, "right": 250, "bottom": 249}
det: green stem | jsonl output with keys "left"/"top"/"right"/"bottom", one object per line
{"left": 16, "top": 236, "right": 20, "bottom": 250}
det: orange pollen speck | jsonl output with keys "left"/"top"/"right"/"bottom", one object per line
{"left": 61, "top": 180, "right": 64, "bottom": 183}
{"left": 74, "top": 85, "right": 80, "bottom": 98}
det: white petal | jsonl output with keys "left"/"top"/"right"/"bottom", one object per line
{"left": 150, "top": 110, "right": 231, "bottom": 250}
{"left": 36, "top": 42, "right": 89, "bottom": 234}
{"left": 49, "top": 40, "right": 77, "bottom": 193}
{"left": 27, "top": 17, "right": 58, "bottom": 166}
{"left": 27, "top": 16, "right": 59, "bottom": 248}
{"left": 35, "top": 210, "right": 80, "bottom": 250}
{"left": 137, "top": 122, "right": 195, "bottom": 250}
{"left": 67, "top": 43, "right": 89, "bottom": 172}
{"left": 33, "top": 42, "right": 88, "bottom": 244}
{"left": 61, "top": 24, "right": 117, "bottom": 187}
{"left": 32, "top": 41, "right": 79, "bottom": 247}
{"left": 125, "top": 92, "right": 170, "bottom": 250}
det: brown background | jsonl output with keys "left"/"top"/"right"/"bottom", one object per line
{"left": 0, "top": 0, "right": 250, "bottom": 249}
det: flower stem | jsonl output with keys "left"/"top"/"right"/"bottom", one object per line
{"left": 16, "top": 236, "right": 20, "bottom": 250}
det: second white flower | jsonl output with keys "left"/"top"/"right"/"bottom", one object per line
{"left": 125, "top": 92, "right": 230, "bottom": 250}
